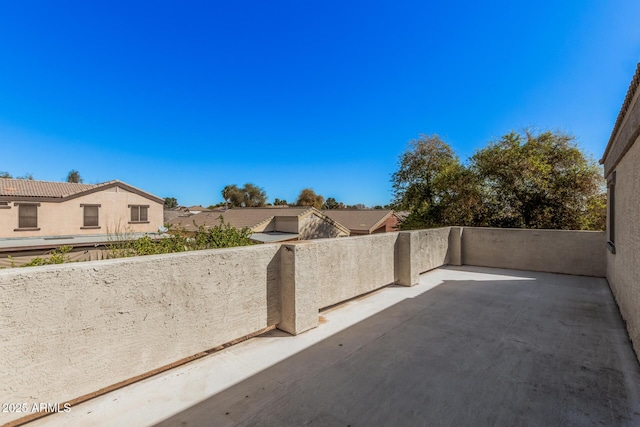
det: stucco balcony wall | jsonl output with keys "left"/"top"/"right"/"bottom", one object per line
{"left": 461, "top": 227, "right": 606, "bottom": 277}
{"left": 315, "top": 233, "right": 399, "bottom": 309}
{"left": 0, "top": 227, "right": 615, "bottom": 425}
{"left": 0, "top": 244, "right": 282, "bottom": 425}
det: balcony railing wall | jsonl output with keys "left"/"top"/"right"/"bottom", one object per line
{"left": 0, "top": 227, "right": 606, "bottom": 425}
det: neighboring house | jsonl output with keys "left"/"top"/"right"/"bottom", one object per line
{"left": 163, "top": 206, "right": 192, "bottom": 224}
{"left": 0, "top": 178, "right": 164, "bottom": 239}
{"left": 168, "top": 207, "right": 350, "bottom": 243}
{"left": 322, "top": 209, "right": 398, "bottom": 235}
{"left": 186, "top": 205, "right": 212, "bottom": 215}
{"left": 600, "top": 61, "right": 640, "bottom": 357}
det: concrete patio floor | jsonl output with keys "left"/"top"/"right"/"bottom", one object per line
{"left": 31, "top": 266, "right": 640, "bottom": 427}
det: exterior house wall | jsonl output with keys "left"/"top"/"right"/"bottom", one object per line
{"left": 341, "top": 214, "right": 398, "bottom": 235}
{"left": 253, "top": 220, "right": 275, "bottom": 232}
{"left": 274, "top": 216, "right": 299, "bottom": 233}
{"left": 603, "top": 67, "right": 640, "bottom": 361}
{"left": 383, "top": 215, "right": 399, "bottom": 232}
{"left": 606, "top": 137, "right": 640, "bottom": 360}
{"left": 0, "top": 187, "right": 163, "bottom": 238}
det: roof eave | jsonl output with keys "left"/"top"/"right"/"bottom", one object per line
{"left": 601, "top": 62, "right": 640, "bottom": 164}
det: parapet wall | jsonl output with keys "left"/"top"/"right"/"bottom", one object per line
{"left": 316, "top": 233, "right": 398, "bottom": 308}
{"left": 0, "top": 244, "right": 282, "bottom": 425}
{"left": 0, "top": 227, "right": 607, "bottom": 424}
{"left": 461, "top": 228, "right": 606, "bottom": 277}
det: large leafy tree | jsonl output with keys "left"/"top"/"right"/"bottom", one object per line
{"left": 323, "top": 197, "right": 341, "bottom": 210}
{"left": 241, "top": 183, "right": 267, "bottom": 207}
{"left": 164, "top": 197, "right": 178, "bottom": 209}
{"left": 296, "top": 188, "right": 325, "bottom": 209}
{"left": 222, "top": 183, "right": 267, "bottom": 208}
{"left": 222, "top": 184, "right": 240, "bottom": 208}
{"left": 392, "top": 134, "right": 481, "bottom": 228}
{"left": 470, "top": 130, "right": 605, "bottom": 230}
{"left": 391, "top": 131, "right": 604, "bottom": 230}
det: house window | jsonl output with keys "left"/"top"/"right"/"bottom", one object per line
{"left": 81, "top": 204, "right": 100, "bottom": 228}
{"left": 16, "top": 203, "right": 40, "bottom": 230}
{"left": 607, "top": 171, "right": 616, "bottom": 254}
{"left": 129, "top": 205, "right": 149, "bottom": 223}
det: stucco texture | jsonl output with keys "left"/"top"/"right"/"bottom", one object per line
{"left": 413, "top": 228, "right": 451, "bottom": 273}
{"left": 606, "top": 133, "right": 640, "bottom": 361}
{"left": 0, "top": 244, "right": 281, "bottom": 424}
{"left": 299, "top": 214, "right": 348, "bottom": 240}
{"left": 0, "top": 226, "right": 625, "bottom": 424}
{"left": 315, "top": 233, "right": 398, "bottom": 308}
{"left": 462, "top": 228, "right": 605, "bottom": 277}
{"left": 0, "top": 186, "right": 163, "bottom": 238}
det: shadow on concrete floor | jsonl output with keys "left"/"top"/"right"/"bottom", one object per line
{"left": 155, "top": 269, "right": 640, "bottom": 427}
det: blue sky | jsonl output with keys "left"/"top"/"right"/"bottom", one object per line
{"left": 1, "top": 1, "right": 639, "bottom": 207}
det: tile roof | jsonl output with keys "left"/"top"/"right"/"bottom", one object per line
{"left": 321, "top": 209, "right": 394, "bottom": 233}
{"left": 0, "top": 178, "right": 103, "bottom": 198}
{"left": 168, "top": 207, "right": 321, "bottom": 231}
{"left": 0, "top": 178, "right": 163, "bottom": 203}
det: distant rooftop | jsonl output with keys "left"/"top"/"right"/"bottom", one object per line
{"left": 168, "top": 207, "right": 319, "bottom": 231}
{"left": 322, "top": 209, "right": 395, "bottom": 233}
{"left": 0, "top": 178, "right": 163, "bottom": 203}
{"left": 186, "top": 205, "right": 212, "bottom": 212}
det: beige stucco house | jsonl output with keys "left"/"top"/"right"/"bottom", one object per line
{"left": 0, "top": 178, "right": 164, "bottom": 239}
{"left": 600, "top": 61, "right": 640, "bottom": 360}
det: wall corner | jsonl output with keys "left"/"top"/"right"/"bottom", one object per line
{"left": 277, "top": 242, "right": 319, "bottom": 335}
{"left": 448, "top": 226, "right": 463, "bottom": 266}
{"left": 395, "top": 231, "right": 419, "bottom": 286}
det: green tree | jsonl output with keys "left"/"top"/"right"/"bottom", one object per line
{"left": 273, "top": 198, "right": 288, "bottom": 206}
{"left": 222, "top": 183, "right": 267, "bottom": 208}
{"left": 296, "top": 188, "right": 324, "bottom": 209}
{"left": 392, "top": 134, "right": 468, "bottom": 228}
{"left": 0, "top": 171, "right": 12, "bottom": 178}
{"left": 16, "top": 173, "right": 34, "bottom": 180}
{"left": 66, "top": 169, "right": 83, "bottom": 183}
{"left": 323, "top": 197, "right": 340, "bottom": 209}
{"left": 241, "top": 183, "right": 267, "bottom": 207}
{"left": 222, "top": 184, "right": 240, "bottom": 209}
{"left": 164, "top": 197, "right": 178, "bottom": 209}
{"left": 470, "top": 130, "right": 605, "bottom": 230}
